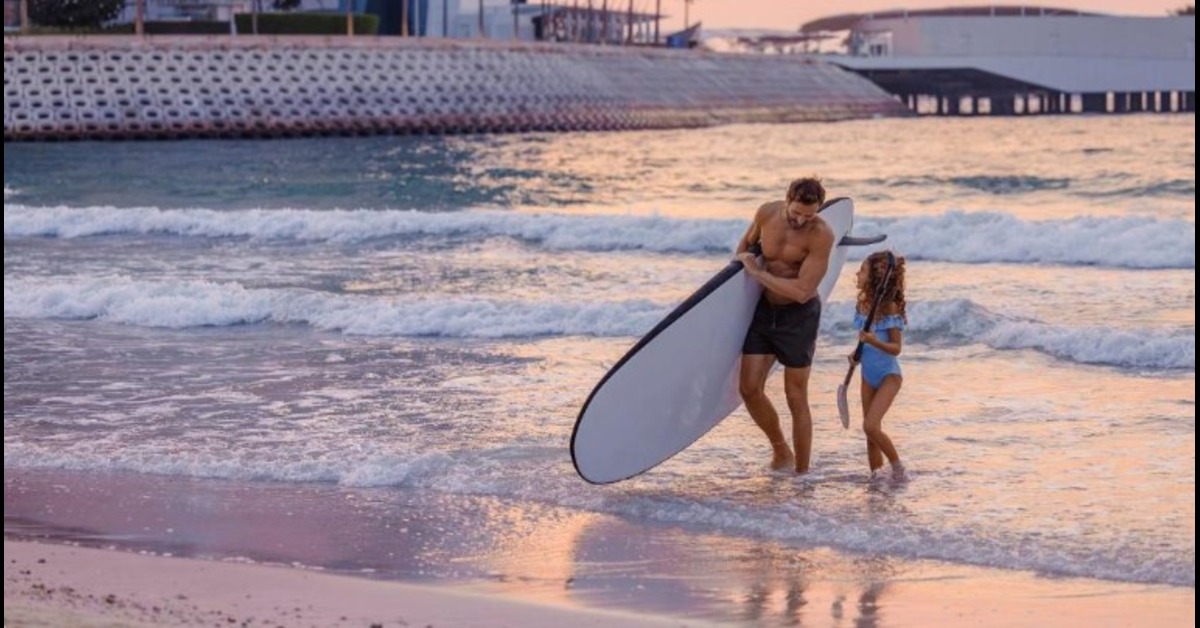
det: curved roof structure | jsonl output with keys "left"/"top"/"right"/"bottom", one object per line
{"left": 801, "top": 6, "right": 1103, "bottom": 33}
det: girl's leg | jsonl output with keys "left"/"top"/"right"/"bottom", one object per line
{"left": 860, "top": 378, "right": 883, "bottom": 471}
{"left": 862, "top": 375, "right": 902, "bottom": 468}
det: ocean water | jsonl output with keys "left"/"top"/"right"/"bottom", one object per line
{"left": 4, "top": 115, "right": 1195, "bottom": 609}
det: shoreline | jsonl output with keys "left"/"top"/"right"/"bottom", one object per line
{"left": 7, "top": 535, "right": 1194, "bottom": 628}
{"left": 4, "top": 469, "right": 1194, "bottom": 627}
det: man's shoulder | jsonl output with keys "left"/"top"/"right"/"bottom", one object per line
{"left": 757, "top": 200, "right": 784, "bottom": 215}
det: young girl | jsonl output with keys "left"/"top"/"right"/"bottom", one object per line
{"left": 850, "top": 251, "right": 908, "bottom": 479}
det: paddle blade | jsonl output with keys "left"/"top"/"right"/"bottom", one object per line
{"left": 836, "top": 383, "right": 850, "bottom": 429}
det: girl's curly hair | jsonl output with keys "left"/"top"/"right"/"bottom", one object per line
{"left": 856, "top": 251, "right": 907, "bottom": 323}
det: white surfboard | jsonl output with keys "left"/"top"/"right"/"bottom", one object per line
{"left": 571, "top": 198, "right": 877, "bottom": 484}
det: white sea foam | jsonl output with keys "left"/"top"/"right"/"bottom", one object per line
{"left": 1, "top": 275, "right": 666, "bottom": 338}
{"left": 826, "top": 299, "right": 1195, "bottom": 370}
{"left": 4, "top": 205, "right": 1194, "bottom": 269}
{"left": 855, "top": 211, "right": 1196, "bottom": 269}
{"left": 1, "top": 204, "right": 740, "bottom": 253}
{"left": 4, "top": 277, "right": 1193, "bottom": 369}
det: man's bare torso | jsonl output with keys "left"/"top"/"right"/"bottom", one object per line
{"left": 757, "top": 201, "right": 830, "bottom": 305}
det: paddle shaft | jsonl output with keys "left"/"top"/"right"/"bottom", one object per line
{"left": 842, "top": 354, "right": 860, "bottom": 387}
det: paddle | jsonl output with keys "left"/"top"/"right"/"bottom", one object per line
{"left": 837, "top": 252, "right": 896, "bottom": 429}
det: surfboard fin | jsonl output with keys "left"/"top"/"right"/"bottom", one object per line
{"left": 840, "top": 234, "right": 887, "bottom": 247}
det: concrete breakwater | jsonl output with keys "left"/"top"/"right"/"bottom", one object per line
{"left": 4, "top": 36, "right": 908, "bottom": 141}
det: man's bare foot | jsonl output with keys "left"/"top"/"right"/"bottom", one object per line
{"left": 770, "top": 445, "right": 794, "bottom": 471}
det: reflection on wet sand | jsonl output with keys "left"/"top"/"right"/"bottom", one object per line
{"left": 5, "top": 468, "right": 1193, "bottom": 627}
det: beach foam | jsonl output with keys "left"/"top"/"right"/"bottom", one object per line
{"left": 6, "top": 278, "right": 1191, "bottom": 369}
{"left": 5, "top": 204, "right": 1194, "bottom": 269}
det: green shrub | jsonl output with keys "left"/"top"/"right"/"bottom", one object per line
{"left": 28, "top": 0, "right": 124, "bottom": 29}
{"left": 14, "top": 25, "right": 116, "bottom": 34}
{"left": 233, "top": 12, "right": 380, "bottom": 35}
{"left": 144, "top": 20, "right": 231, "bottom": 35}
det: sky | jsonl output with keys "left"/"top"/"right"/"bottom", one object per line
{"left": 673, "top": 1, "right": 1191, "bottom": 30}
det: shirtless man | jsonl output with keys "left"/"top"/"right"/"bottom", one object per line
{"left": 735, "top": 177, "right": 835, "bottom": 474}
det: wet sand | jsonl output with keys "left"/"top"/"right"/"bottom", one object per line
{"left": 5, "top": 469, "right": 1194, "bottom": 627}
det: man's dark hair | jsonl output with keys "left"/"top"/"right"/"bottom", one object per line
{"left": 786, "top": 177, "right": 826, "bottom": 206}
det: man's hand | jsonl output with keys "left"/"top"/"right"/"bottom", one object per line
{"left": 737, "top": 252, "right": 760, "bottom": 277}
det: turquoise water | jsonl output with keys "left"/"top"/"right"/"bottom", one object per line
{"left": 4, "top": 115, "right": 1195, "bottom": 604}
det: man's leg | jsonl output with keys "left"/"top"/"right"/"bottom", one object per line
{"left": 739, "top": 353, "right": 793, "bottom": 470}
{"left": 783, "top": 366, "right": 813, "bottom": 473}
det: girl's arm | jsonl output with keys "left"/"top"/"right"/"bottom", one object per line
{"left": 860, "top": 327, "right": 903, "bottom": 356}
{"left": 860, "top": 303, "right": 904, "bottom": 356}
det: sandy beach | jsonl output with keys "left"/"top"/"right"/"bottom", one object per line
{"left": 3, "top": 539, "right": 695, "bottom": 628}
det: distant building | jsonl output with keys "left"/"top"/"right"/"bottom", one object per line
{"left": 532, "top": 4, "right": 663, "bottom": 45}
{"left": 355, "top": 0, "right": 665, "bottom": 42}
{"left": 801, "top": 6, "right": 1196, "bottom": 115}
{"left": 356, "top": 0, "right": 533, "bottom": 39}
{"left": 116, "top": 0, "right": 253, "bottom": 22}
{"left": 663, "top": 21, "right": 699, "bottom": 48}
{"left": 85, "top": 0, "right": 665, "bottom": 44}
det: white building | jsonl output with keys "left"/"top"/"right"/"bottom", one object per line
{"left": 802, "top": 6, "right": 1195, "bottom": 114}
{"left": 100, "top": 0, "right": 659, "bottom": 43}
{"left": 352, "top": 0, "right": 661, "bottom": 43}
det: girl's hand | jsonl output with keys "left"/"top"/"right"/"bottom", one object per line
{"left": 847, "top": 353, "right": 859, "bottom": 365}
{"left": 858, "top": 331, "right": 874, "bottom": 346}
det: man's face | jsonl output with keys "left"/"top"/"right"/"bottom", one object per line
{"left": 785, "top": 200, "right": 820, "bottom": 229}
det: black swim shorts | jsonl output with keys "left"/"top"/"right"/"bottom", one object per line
{"left": 741, "top": 296, "right": 822, "bottom": 368}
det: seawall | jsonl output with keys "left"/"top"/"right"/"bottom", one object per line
{"left": 3, "top": 36, "right": 909, "bottom": 141}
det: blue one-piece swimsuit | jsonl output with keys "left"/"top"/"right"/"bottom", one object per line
{"left": 854, "top": 312, "right": 905, "bottom": 389}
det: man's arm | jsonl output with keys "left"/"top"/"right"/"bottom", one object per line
{"left": 735, "top": 204, "right": 769, "bottom": 255}
{"left": 745, "top": 224, "right": 834, "bottom": 304}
